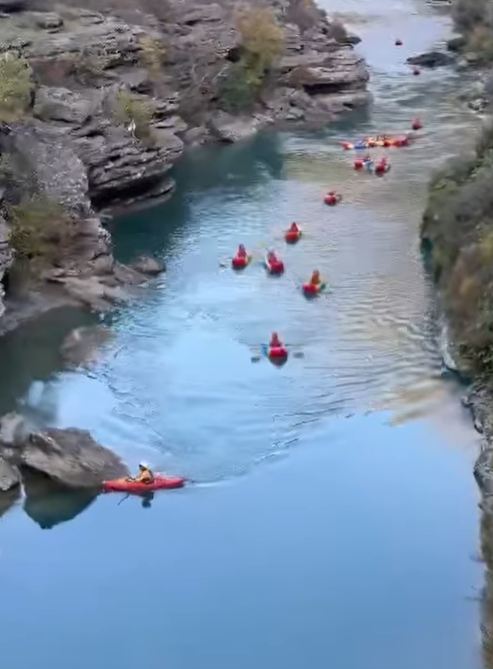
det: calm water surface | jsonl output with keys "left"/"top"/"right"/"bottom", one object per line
{"left": 0, "top": 1, "right": 486, "bottom": 667}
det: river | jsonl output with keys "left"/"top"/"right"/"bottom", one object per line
{"left": 0, "top": 1, "right": 487, "bottom": 668}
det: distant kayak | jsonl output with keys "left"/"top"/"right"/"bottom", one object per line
{"left": 302, "top": 282, "right": 326, "bottom": 296}
{"left": 103, "top": 475, "right": 186, "bottom": 493}
{"left": 262, "top": 344, "right": 288, "bottom": 360}
{"left": 341, "top": 136, "right": 409, "bottom": 150}
{"left": 284, "top": 228, "right": 302, "bottom": 243}
{"left": 264, "top": 254, "right": 284, "bottom": 274}
{"left": 231, "top": 254, "right": 251, "bottom": 269}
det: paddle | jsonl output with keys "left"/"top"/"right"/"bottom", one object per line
{"left": 117, "top": 493, "right": 131, "bottom": 506}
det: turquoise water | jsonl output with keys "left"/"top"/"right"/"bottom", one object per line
{"left": 0, "top": 1, "right": 485, "bottom": 667}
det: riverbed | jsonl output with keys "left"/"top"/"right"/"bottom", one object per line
{"left": 0, "top": 1, "right": 486, "bottom": 667}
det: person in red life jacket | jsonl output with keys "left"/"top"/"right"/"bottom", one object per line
{"left": 269, "top": 331, "right": 283, "bottom": 348}
{"left": 310, "top": 269, "right": 321, "bottom": 286}
{"left": 289, "top": 222, "right": 300, "bottom": 233}
{"left": 267, "top": 250, "right": 279, "bottom": 265}
{"left": 237, "top": 244, "right": 248, "bottom": 258}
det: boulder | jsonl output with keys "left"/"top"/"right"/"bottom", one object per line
{"left": 20, "top": 427, "right": 129, "bottom": 488}
{"left": 32, "top": 12, "right": 63, "bottom": 30}
{"left": 60, "top": 325, "right": 113, "bottom": 367}
{"left": 34, "top": 86, "right": 101, "bottom": 125}
{"left": 130, "top": 254, "right": 165, "bottom": 275}
{"left": 407, "top": 51, "right": 455, "bottom": 68}
{"left": 209, "top": 112, "right": 262, "bottom": 143}
{"left": 447, "top": 36, "right": 467, "bottom": 52}
{"left": 0, "top": 456, "right": 20, "bottom": 491}
{"left": 0, "top": 411, "right": 29, "bottom": 448}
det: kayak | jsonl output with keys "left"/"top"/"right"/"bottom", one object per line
{"left": 265, "top": 255, "right": 284, "bottom": 274}
{"left": 103, "top": 474, "right": 186, "bottom": 493}
{"left": 266, "top": 345, "right": 288, "bottom": 359}
{"left": 231, "top": 254, "right": 251, "bottom": 269}
{"left": 284, "top": 229, "right": 302, "bottom": 243}
{"left": 324, "top": 193, "right": 341, "bottom": 206}
{"left": 374, "top": 162, "right": 391, "bottom": 175}
{"left": 341, "top": 140, "right": 367, "bottom": 150}
{"left": 341, "top": 136, "right": 409, "bottom": 150}
{"left": 302, "top": 281, "right": 326, "bottom": 296}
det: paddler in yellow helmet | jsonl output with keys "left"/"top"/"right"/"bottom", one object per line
{"left": 131, "top": 462, "right": 154, "bottom": 484}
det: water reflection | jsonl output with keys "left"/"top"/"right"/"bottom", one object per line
{"left": 22, "top": 469, "right": 97, "bottom": 530}
{"left": 0, "top": 307, "right": 97, "bottom": 415}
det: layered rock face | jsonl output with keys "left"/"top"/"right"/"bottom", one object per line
{"left": 0, "top": 0, "right": 368, "bottom": 326}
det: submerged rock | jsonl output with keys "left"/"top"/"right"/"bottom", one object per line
{"left": 130, "top": 255, "right": 165, "bottom": 275}
{"left": 60, "top": 324, "right": 113, "bottom": 367}
{"left": 407, "top": 51, "right": 455, "bottom": 68}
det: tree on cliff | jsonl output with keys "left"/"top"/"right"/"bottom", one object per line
{"left": 219, "top": 7, "right": 283, "bottom": 113}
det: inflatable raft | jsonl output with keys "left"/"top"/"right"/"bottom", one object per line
{"left": 267, "top": 345, "right": 288, "bottom": 359}
{"left": 284, "top": 228, "right": 302, "bottom": 243}
{"left": 302, "top": 282, "right": 326, "bottom": 296}
{"left": 231, "top": 254, "right": 251, "bottom": 269}
{"left": 265, "top": 255, "right": 284, "bottom": 274}
{"left": 324, "top": 192, "right": 341, "bottom": 206}
{"left": 103, "top": 475, "right": 186, "bottom": 493}
{"left": 341, "top": 136, "right": 409, "bottom": 150}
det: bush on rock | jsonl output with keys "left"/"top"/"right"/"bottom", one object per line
{"left": 0, "top": 52, "right": 33, "bottom": 122}
{"left": 218, "top": 7, "right": 283, "bottom": 113}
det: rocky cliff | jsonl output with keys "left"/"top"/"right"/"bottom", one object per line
{"left": 0, "top": 0, "right": 368, "bottom": 330}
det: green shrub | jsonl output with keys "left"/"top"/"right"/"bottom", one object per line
{"left": 8, "top": 194, "right": 71, "bottom": 261}
{"left": 0, "top": 52, "right": 32, "bottom": 122}
{"left": 218, "top": 7, "right": 283, "bottom": 113}
{"left": 218, "top": 61, "right": 262, "bottom": 112}
{"left": 113, "top": 89, "right": 153, "bottom": 140}
{"left": 452, "top": 0, "right": 492, "bottom": 34}
{"left": 236, "top": 7, "right": 284, "bottom": 72}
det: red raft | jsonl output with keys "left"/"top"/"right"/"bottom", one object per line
{"left": 103, "top": 475, "right": 186, "bottom": 493}
{"left": 268, "top": 345, "right": 288, "bottom": 359}
{"left": 323, "top": 192, "right": 341, "bottom": 206}
{"left": 284, "top": 227, "right": 302, "bottom": 243}
{"left": 265, "top": 255, "right": 284, "bottom": 274}
{"left": 231, "top": 254, "right": 250, "bottom": 269}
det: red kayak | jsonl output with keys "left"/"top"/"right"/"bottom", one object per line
{"left": 265, "top": 255, "right": 284, "bottom": 274}
{"left": 268, "top": 346, "right": 288, "bottom": 359}
{"left": 324, "top": 192, "right": 341, "bottom": 206}
{"left": 103, "top": 475, "right": 186, "bottom": 493}
{"left": 302, "top": 281, "right": 325, "bottom": 296}
{"left": 231, "top": 255, "right": 251, "bottom": 269}
{"left": 284, "top": 229, "right": 302, "bottom": 243}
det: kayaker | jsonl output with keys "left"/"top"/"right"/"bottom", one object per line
{"left": 131, "top": 462, "right": 154, "bottom": 484}
{"left": 237, "top": 244, "right": 248, "bottom": 258}
{"left": 289, "top": 222, "right": 300, "bottom": 233}
{"left": 269, "top": 331, "right": 283, "bottom": 348}
{"left": 309, "top": 270, "right": 321, "bottom": 286}
{"left": 267, "top": 250, "right": 279, "bottom": 264}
